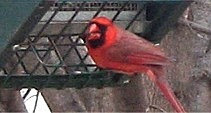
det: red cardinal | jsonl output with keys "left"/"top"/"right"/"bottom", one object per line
{"left": 84, "top": 16, "right": 185, "bottom": 112}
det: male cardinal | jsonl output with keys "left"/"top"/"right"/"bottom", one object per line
{"left": 83, "top": 16, "right": 185, "bottom": 112}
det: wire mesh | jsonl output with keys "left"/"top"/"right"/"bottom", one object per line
{"left": 0, "top": 1, "right": 146, "bottom": 89}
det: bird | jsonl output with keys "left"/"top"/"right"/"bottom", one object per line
{"left": 83, "top": 16, "right": 185, "bottom": 112}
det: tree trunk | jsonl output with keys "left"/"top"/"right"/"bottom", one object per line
{"left": 156, "top": 1, "right": 211, "bottom": 112}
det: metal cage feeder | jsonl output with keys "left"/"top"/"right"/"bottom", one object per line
{"left": 0, "top": 0, "right": 191, "bottom": 89}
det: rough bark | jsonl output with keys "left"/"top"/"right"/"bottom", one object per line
{"left": 0, "top": 58, "right": 27, "bottom": 112}
{"left": 153, "top": 1, "right": 211, "bottom": 112}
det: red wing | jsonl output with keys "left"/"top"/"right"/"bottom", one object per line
{"left": 127, "top": 52, "right": 169, "bottom": 66}
{"left": 106, "top": 47, "right": 169, "bottom": 66}
{"left": 105, "top": 29, "right": 169, "bottom": 66}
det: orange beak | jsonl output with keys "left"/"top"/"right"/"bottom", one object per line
{"left": 85, "top": 23, "right": 101, "bottom": 40}
{"left": 89, "top": 23, "right": 99, "bottom": 33}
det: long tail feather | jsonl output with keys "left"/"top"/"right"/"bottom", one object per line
{"left": 155, "top": 77, "right": 185, "bottom": 112}
{"left": 146, "top": 68, "right": 185, "bottom": 112}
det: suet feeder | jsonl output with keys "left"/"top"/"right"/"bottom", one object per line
{"left": 0, "top": 0, "right": 191, "bottom": 89}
